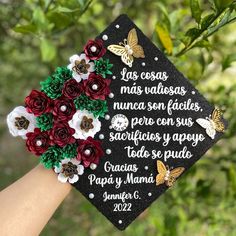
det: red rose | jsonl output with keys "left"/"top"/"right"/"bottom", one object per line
{"left": 84, "top": 39, "right": 106, "bottom": 60}
{"left": 50, "top": 122, "right": 75, "bottom": 147}
{"left": 25, "top": 90, "right": 52, "bottom": 116}
{"left": 62, "top": 79, "right": 84, "bottom": 99}
{"left": 83, "top": 73, "right": 111, "bottom": 100}
{"left": 26, "top": 128, "right": 50, "bottom": 156}
{"left": 77, "top": 137, "right": 104, "bottom": 168}
{"left": 53, "top": 97, "right": 76, "bottom": 121}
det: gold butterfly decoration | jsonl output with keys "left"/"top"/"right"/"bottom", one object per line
{"left": 156, "top": 160, "right": 185, "bottom": 187}
{"left": 196, "top": 108, "right": 225, "bottom": 139}
{"left": 107, "top": 28, "right": 145, "bottom": 67}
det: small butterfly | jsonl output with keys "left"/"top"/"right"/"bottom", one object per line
{"left": 156, "top": 160, "right": 185, "bottom": 187}
{"left": 107, "top": 28, "right": 145, "bottom": 67}
{"left": 196, "top": 108, "right": 225, "bottom": 139}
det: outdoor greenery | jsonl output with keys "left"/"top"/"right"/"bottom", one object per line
{"left": 0, "top": 0, "right": 236, "bottom": 235}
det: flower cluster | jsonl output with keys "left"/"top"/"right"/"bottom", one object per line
{"left": 7, "top": 39, "right": 112, "bottom": 184}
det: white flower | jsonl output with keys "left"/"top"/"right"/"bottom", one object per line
{"left": 68, "top": 110, "right": 101, "bottom": 139}
{"left": 67, "top": 53, "right": 94, "bottom": 82}
{"left": 6, "top": 106, "right": 36, "bottom": 139}
{"left": 54, "top": 158, "right": 84, "bottom": 184}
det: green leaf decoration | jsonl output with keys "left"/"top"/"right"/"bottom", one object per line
{"left": 54, "top": 67, "right": 73, "bottom": 82}
{"left": 62, "top": 143, "right": 78, "bottom": 159}
{"left": 40, "top": 146, "right": 63, "bottom": 169}
{"left": 74, "top": 94, "right": 90, "bottom": 110}
{"left": 36, "top": 113, "right": 53, "bottom": 131}
{"left": 74, "top": 94, "right": 108, "bottom": 118}
{"left": 94, "top": 58, "right": 113, "bottom": 78}
{"left": 40, "top": 76, "right": 63, "bottom": 99}
{"left": 88, "top": 99, "right": 108, "bottom": 118}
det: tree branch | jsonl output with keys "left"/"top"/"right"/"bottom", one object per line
{"left": 175, "top": 7, "right": 234, "bottom": 57}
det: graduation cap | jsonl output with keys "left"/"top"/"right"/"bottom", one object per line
{"left": 72, "top": 14, "right": 227, "bottom": 230}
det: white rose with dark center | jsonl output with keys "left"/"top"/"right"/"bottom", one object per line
{"left": 68, "top": 110, "right": 101, "bottom": 139}
{"left": 54, "top": 158, "right": 84, "bottom": 184}
{"left": 67, "top": 53, "right": 95, "bottom": 82}
{"left": 7, "top": 106, "right": 36, "bottom": 139}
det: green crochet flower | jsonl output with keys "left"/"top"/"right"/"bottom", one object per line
{"left": 40, "top": 76, "right": 63, "bottom": 99}
{"left": 62, "top": 143, "right": 78, "bottom": 159}
{"left": 88, "top": 99, "right": 108, "bottom": 118}
{"left": 40, "top": 146, "right": 63, "bottom": 169}
{"left": 94, "top": 58, "right": 113, "bottom": 78}
{"left": 74, "top": 94, "right": 90, "bottom": 110}
{"left": 74, "top": 94, "right": 108, "bottom": 117}
{"left": 36, "top": 113, "right": 53, "bottom": 131}
{"left": 54, "top": 66, "right": 72, "bottom": 82}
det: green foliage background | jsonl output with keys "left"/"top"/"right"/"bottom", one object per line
{"left": 0, "top": 0, "right": 236, "bottom": 235}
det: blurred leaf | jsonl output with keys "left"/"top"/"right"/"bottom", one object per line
{"left": 214, "top": 0, "right": 233, "bottom": 11}
{"left": 193, "top": 39, "right": 211, "bottom": 48}
{"left": 77, "top": 0, "right": 88, "bottom": 7}
{"left": 47, "top": 12, "right": 71, "bottom": 29}
{"left": 181, "top": 36, "right": 192, "bottom": 46}
{"left": 206, "top": 8, "right": 232, "bottom": 37}
{"left": 201, "top": 13, "right": 215, "bottom": 29}
{"left": 13, "top": 24, "right": 37, "bottom": 34}
{"left": 156, "top": 23, "right": 173, "bottom": 54}
{"left": 208, "top": 53, "right": 214, "bottom": 64}
{"left": 222, "top": 54, "right": 236, "bottom": 70}
{"left": 78, "top": 0, "right": 93, "bottom": 13}
{"left": 56, "top": 6, "right": 80, "bottom": 13}
{"left": 184, "top": 27, "right": 201, "bottom": 45}
{"left": 156, "top": 2, "right": 171, "bottom": 31}
{"left": 40, "top": 38, "right": 56, "bottom": 62}
{"left": 190, "top": 0, "right": 202, "bottom": 24}
{"left": 33, "top": 7, "right": 48, "bottom": 30}
{"left": 199, "top": 52, "right": 206, "bottom": 73}
{"left": 185, "top": 27, "right": 201, "bottom": 38}
{"left": 44, "top": 0, "right": 53, "bottom": 10}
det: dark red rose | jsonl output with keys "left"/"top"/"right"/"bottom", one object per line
{"left": 83, "top": 73, "right": 111, "bottom": 100}
{"left": 84, "top": 39, "right": 106, "bottom": 60}
{"left": 25, "top": 90, "right": 52, "bottom": 116}
{"left": 50, "top": 122, "right": 75, "bottom": 147}
{"left": 62, "top": 79, "right": 84, "bottom": 99}
{"left": 77, "top": 137, "right": 104, "bottom": 168}
{"left": 26, "top": 128, "right": 50, "bottom": 156}
{"left": 53, "top": 97, "right": 76, "bottom": 121}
